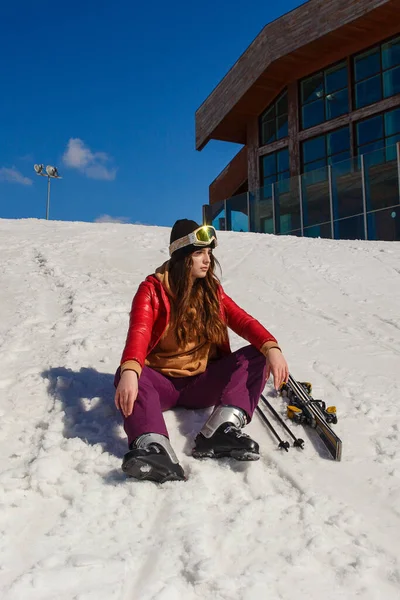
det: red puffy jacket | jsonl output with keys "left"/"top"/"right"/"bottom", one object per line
{"left": 118, "top": 274, "right": 278, "bottom": 377}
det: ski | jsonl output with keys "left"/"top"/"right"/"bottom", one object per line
{"left": 280, "top": 375, "right": 342, "bottom": 461}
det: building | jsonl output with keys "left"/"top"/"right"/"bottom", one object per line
{"left": 196, "top": 0, "right": 400, "bottom": 241}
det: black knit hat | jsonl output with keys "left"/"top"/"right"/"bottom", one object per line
{"left": 169, "top": 219, "right": 214, "bottom": 261}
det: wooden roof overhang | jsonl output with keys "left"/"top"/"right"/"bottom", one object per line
{"left": 195, "top": 0, "right": 400, "bottom": 151}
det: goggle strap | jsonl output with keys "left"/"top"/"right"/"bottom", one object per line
{"left": 169, "top": 227, "right": 218, "bottom": 257}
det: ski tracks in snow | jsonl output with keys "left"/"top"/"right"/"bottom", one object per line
{"left": 0, "top": 239, "right": 91, "bottom": 596}
{"left": 216, "top": 233, "right": 400, "bottom": 598}
{"left": 1, "top": 223, "right": 400, "bottom": 599}
{"left": 120, "top": 436, "right": 400, "bottom": 600}
{"left": 246, "top": 415, "right": 400, "bottom": 600}
{"left": 1, "top": 231, "right": 122, "bottom": 598}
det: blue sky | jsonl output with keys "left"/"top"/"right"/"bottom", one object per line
{"left": 0, "top": 0, "right": 305, "bottom": 227}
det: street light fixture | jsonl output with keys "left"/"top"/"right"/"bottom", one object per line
{"left": 34, "top": 163, "right": 62, "bottom": 220}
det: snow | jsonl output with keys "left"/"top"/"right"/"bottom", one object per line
{"left": 1, "top": 217, "right": 400, "bottom": 600}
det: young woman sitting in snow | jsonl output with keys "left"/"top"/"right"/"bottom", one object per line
{"left": 114, "top": 219, "right": 289, "bottom": 483}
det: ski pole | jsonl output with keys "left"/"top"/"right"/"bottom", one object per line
{"left": 260, "top": 393, "right": 305, "bottom": 449}
{"left": 256, "top": 405, "right": 290, "bottom": 452}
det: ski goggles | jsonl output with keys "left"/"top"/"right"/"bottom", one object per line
{"left": 169, "top": 225, "right": 218, "bottom": 257}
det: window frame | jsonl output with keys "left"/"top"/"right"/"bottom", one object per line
{"left": 301, "top": 126, "right": 351, "bottom": 173}
{"left": 352, "top": 34, "right": 400, "bottom": 110}
{"left": 356, "top": 107, "right": 400, "bottom": 158}
{"left": 261, "top": 148, "right": 290, "bottom": 193}
{"left": 259, "top": 90, "right": 289, "bottom": 146}
{"left": 299, "top": 60, "right": 349, "bottom": 130}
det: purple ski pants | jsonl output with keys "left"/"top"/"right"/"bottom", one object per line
{"left": 117, "top": 344, "right": 266, "bottom": 446}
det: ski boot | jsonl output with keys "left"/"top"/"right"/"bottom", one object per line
{"left": 122, "top": 433, "right": 186, "bottom": 483}
{"left": 192, "top": 405, "right": 260, "bottom": 461}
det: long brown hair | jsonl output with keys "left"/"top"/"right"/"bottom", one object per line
{"left": 168, "top": 252, "right": 228, "bottom": 346}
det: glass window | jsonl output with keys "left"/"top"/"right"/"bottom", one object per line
{"left": 275, "top": 178, "right": 300, "bottom": 234}
{"left": 382, "top": 37, "right": 400, "bottom": 70}
{"left": 263, "top": 175, "right": 277, "bottom": 187}
{"left": 334, "top": 215, "right": 366, "bottom": 241}
{"left": 301, "top": 166, "right": 330, "bottom": 226}
{"left": 360, "top": 141, "right": 385, "bottom": 156}
{"left": 277, "top": 115, "right": 288, "bottom": 139}
{"left": 331, "top": 156, "right": 364, "bottom": 220}
{"left": 301, "top": 62, "right": 348, "bottom": 129}
{"left": 302, "top": 73, "right": 323, "bottom": 104}
{"left": 357, "top": 115, "right": 384, "bottom": 146}
{"left": 302, "top": 100, "right": 325, "bottom": 129}
{"left": 303, "top": 158, "right": 327, "bottom": 173}
{"left": 276, "top": 93, "right": 288, "bottom": 115}
{"left": 385, "top": 107, "right": 400, "bottom": 135}
{"left": 260, "top": 91, "right": 288, "bottom": 145}
{"left": 325, "top": 88, "right": 349, "bottom": 121}
{"left": 355, "top": 75, "right": 382, "bottom": 108}
{"left": 263, "top": 120, "right": 276, "bottom": 144}
{"left": 303, "top": 136, "right": 326, "bottom": 164}
{"left": 325, "top": 63, "right": 348, "bottom": 94}
{"left": 329, "top": 151, "right": 351, "bottom": 165}
{"left": 354, "top": 47, "right": 381, "bottom": 82}
{"left": 367, "top": 208, "right": 400, "bottom": 242}
{"left": 210, "top": 201, "right": 226, "bottom": 232}
{"left": 302, "top": 127, "right": 350, "bottom": 172}
{"left": 353, "top": 35, "right": 400, "bottom": 109}
{"left": 327, "top": 128, "right": 350, "bottom": 155}
{"left": 304, "top": 223, "right": 332, "bottom": 239}
{"left": 227, "top": 193, "right": 250, "bottom": 232}
{"left": 364, "top": 148, "right": 400, "bottom": 212}
{"left": 383, "top": 65, "right": 400, "bottom": 98}
{"left": 264, "top": 106, "right": 275, "bottom": 121}
{"left": 261, "top": 148, "right": 290, "bottom": 192}
{"left": 277, "top": 149, "right": 289, "bottom": 173}
{"left": 386, "top": 136, "right": 400, "bottom": 160}
{"left": 357, "top": 107, "right": 400, "bottom": 160}
{"left": 263, "top": 154, "right": 277, "bottom": 177}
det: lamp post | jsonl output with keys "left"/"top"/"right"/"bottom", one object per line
{"left": 34, "top": 164, "right": 62, "bottom": 220}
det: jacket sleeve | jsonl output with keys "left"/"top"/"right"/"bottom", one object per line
{"left": 120, "top": 281, "right": 154, "bottom": 377}
{"left": 221, "top": 287, "right": 281, "bottom": 356}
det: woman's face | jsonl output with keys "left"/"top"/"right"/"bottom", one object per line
{"left": 190, "top": 248, "right": 212, "bottom": 280}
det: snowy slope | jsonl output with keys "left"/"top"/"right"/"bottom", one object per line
{"left": 1, "top": 218, "right": 400, "bottom": 600}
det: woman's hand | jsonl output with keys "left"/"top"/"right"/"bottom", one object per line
{"left": 115, "top": 370, "right": 139, "bottom": 417}
{"left": 266, "top": 348, "right": 289, "bottom": 390}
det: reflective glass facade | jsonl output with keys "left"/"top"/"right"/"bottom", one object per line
{"left": 354, "top": 36, "right": 400, "bottom": 109}
{"left": 261, "top": 148, "right": 290, "bottom": 187}
{"left": 209, "top": 35, "right": 400, "bottom": 244}
{"left": 259, "top": 148, "right": 290, "bottom": 233}
{"left": 301, "top": 62, "right": 349, "bottom": 129}
{"left": 207, "top": 141, "right": 400, "bottom": 242}
{"left": 209, "top": 201, "right": 226, "bottom": 231}
{"left": 301, "top": 126, "right": 351, "bottom": 172}
{"left": 356, "top": 107, "right": 400, "bottom": 160}
{"left": 260, "top": 91, "right": 288, "bottom": 145}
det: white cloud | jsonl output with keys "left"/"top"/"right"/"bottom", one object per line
{"left": 84, "top": 164, "right": 117, "bottom": 181}
{"left": 95, "top": 214, "right": 130, "bottom": 224}
{"left": 0, "top": 167, "right": 32, "bottom": 186}
{"left": 62, "top": 138, "right": 117, "bottom": 181}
